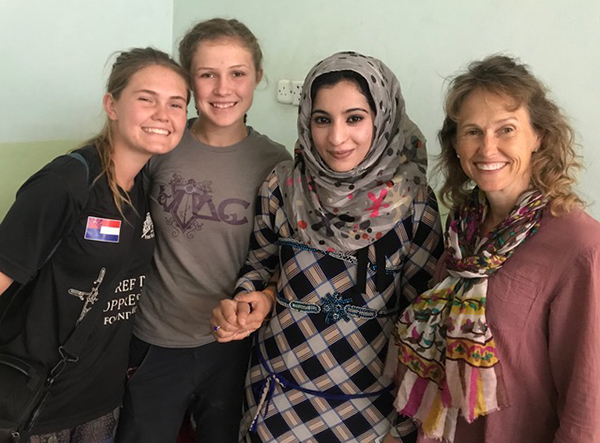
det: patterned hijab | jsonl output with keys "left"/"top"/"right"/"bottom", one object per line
{"left": 394, "top": 189, "right": 546, "bottom": 442}
{"left": 275, "top": 51, "right": 427, "bottom": 253}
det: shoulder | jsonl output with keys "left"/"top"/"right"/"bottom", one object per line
{"left": 18, "top": 145, "right": 96, "bottom": 202}
{"left": 252, "top": 163, "right": 292, "bottom": 218}
{"left": 412, "top": 185, "right": 440, "bottom": 211}
{"left": 262, "top": 163, "right": 290, "bottom": 196}
{"left": 147, "top": 128, "right": 193, "bottom": 172}
{"left": 502, "top": 208, "right": 600, "bottom": 286}
{"left": 402, "top": 185, "right": 441, "bottom": 230}
{"left": 247, "top": 128, "right": 291, "bottom": 157}
{"left": 538, "top": 209, "right": 600, "bottom": 254}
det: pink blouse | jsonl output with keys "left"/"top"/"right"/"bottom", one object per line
{"left": 417, "top": 209, "right": 600, "bottom": 443}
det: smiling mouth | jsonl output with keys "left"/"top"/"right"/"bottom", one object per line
{"left": 211, "top": 102, "right": 236, "bottom": 109}
{"left": 329, "top": 150, "right": 353, "bottom": 160}
{"left": 475, "top": 162, "right": 508, "bottom": 171}
{"left": 142, "top": 127, "right": 170, "bottom": 136}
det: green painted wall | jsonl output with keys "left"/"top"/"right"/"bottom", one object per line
{"left": 0, "top": 141, "right": 80, "bottom": 220}
{"left": 0, "top": 0, "right": 174, "bottom": 220}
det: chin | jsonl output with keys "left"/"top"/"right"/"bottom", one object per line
{"left": 326, "top": 160, "right": 356, "bottom": 173}
{"left": 148, "top": 144, "right": 176, "bottom": 155}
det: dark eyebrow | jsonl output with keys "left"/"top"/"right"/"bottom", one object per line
{"left": 311, "top": 107, "right": 369, "bottom": 116}
{"left": 344, "top": 107, "right": 369, "bottom": 114}
{"left": 311, "top": 109, "right": 329, "bottom": 116}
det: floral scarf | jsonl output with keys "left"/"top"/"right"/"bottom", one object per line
{"left": 394, "top": 189, "right": 546, "bottom": 442}
{"left": 276, "top": 51, "right": 427, "bottom": 253}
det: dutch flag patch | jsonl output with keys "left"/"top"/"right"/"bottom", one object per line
{"left": 84, "top": 216, "right": 121, "bottom": 243}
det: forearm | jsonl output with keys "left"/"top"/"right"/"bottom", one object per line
{"left": 0, "top": 271, "right": 14, "bottom": 296}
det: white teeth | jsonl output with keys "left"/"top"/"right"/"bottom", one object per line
{"left": 143, "top": 127, "right": 169, "bottom": 135}
{"left": 211, "top": 102, "right": 235, "bottom": 109}
{"left": 476, "top": 162, "right": 506, "bottom": 171}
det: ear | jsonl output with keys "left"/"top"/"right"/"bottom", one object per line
{"left": 533, "top": 132, "right": 542, "bottom": 153}
{"left": 103, "top": 93, "right": 118, "bottom": 121}
{"left": 255, "top": 68, "right": 263, "bottom": 86}
{"left": 452, "top": 139, "right": 459, "bottom": 157}
{"left": 453, "top": 146, "right": 461, "bottom": 160}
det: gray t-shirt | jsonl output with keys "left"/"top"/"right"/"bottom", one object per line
{"left": 133, "top": 125, "right": 291, "bottom": 347}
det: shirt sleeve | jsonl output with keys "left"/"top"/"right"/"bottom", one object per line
{"left": 549, "top": 243, "right": 600, "bottom": 443}
{"left": 234, "top": 170, "right": 285, "bottom": 294}
{"left": 277, "top": 147, "right": 293, "bottom": 163}
{"left": 0, "top": 155, "right": 88, "bottom": 284}
{"left": 400, "top": 186, "right": 444, "bottom": 302}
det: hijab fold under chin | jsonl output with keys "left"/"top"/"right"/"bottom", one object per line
{"left": 276, "top": 51, "right": 428, "bottom": 253}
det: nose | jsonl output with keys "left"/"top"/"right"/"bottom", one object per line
{"left": 328, "top": 121, "right": 348, "bottom": 146}
{"left": 152, "top": 103, "right": 169, "bottom": 122}
{"left": 479, "top": 131, "right": 498, "bottom": 156}
{"left": 215, "top": 76, "right": 231, "bottom": 95}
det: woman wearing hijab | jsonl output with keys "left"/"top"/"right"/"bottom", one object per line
{"left": 212, "top": 51, "right": 443, "bottom": 442}
{"left": 393, "top": 55, "right": 600, "bottom": 443}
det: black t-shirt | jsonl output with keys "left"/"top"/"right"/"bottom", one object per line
{"left": 0, "top": 146, "right": 155, "bottom": 433}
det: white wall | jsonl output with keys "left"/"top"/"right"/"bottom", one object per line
{"left": 173, "top": 0, "right": 600, "bottom": 217}
{"left": 0, "top": 0, "right": 174, "bottom": 143}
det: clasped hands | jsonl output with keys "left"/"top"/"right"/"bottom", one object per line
{"left": 210, "top": 289, "right": 275, "bottom": 342}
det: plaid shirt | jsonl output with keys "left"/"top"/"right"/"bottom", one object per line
{"left": 237, "top": 171, "right": 443, "bottom": 442}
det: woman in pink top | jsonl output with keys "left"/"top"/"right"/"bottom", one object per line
{"left": 391, "top": 55, "right": 600, "bottom": 443}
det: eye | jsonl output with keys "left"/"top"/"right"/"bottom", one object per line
{"left": 170, "top": 103, "right": 184, "bottom": 109}
{"left": 199, "top": 72, "right": 214, "bottom": 79}
{"left": 312, "top": 116, "right": 330, "bottom": 125}
{"left": 464, "top": 129, "right": 480, "bottom": 136}
{"left": 138, "top": 96, "right": 152, "bottom": 103}
{"left": 347, "top": 115, "right": 364, "bottom": 124}
{"left": 232, "top": 71, "right": 246, "bottom": 77}
{"left": 498, "top": 126, "right": 514, "bottom": 135}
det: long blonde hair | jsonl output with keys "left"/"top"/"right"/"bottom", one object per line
{"left": 84, "top": 47, "right": 190, "bottom": 215}
{"left": 436, "top": 54, "right": 583, "bottom": 216}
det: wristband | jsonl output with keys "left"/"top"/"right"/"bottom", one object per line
{"left": 261, "top": 283, "right": 277, "bottom": 320}
{"left": 262, "top": 285, "right": 277, "bottom": 303}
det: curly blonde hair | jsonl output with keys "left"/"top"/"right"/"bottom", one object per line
{"left": 436, "top": 54, "right": 583, "bottom": 216}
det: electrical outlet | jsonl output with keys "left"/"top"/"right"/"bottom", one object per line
{"left": 277, "top": 79, "right": 292, "bottom": 104}
{"left": 291, "top": 80, "right": 303, "bottom": 106}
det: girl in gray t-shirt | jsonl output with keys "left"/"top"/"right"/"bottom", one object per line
{"left": 116, "top": 18, "right": 290, "bottom": 443}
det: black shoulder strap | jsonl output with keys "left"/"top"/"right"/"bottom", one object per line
{"left": 57, "top": 267, "right": 126, "bottom": 362}
{"left": 67, "top": 152, "right": 90, "bottom": 181}
{"left": 57, "top": 150, "right": 126, "bottom": 358}
{"left": 52, "top": 152, "right": 101, "bottom": 358}
{"left": 32, "top": 151, "right": 99, "bottom": 359}
{"left": 41, "top": 153, "right": 91, "bottom": 262}
{"left": 24, "top": 151, "right": 112, "bottom": 433}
